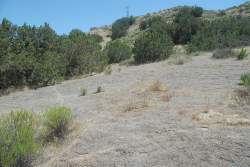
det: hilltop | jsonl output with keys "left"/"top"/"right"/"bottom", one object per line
{"left": 88, "top": 1, "right": 250, "bottom": 49}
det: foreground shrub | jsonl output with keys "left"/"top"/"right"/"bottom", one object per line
{"left": 132, "top": 31, "right": 174, "bottom": 63}
{"left": 241, "top": 72, "right": 250, "bottom": 85}
{"left": 103, "top": 39, "right": 132, "bottom": 64}
{"left": 212, "top": 48, "right": 235, "bottom": 59}
{"left": 80, "top": 87, "right": 87, "bottom": 96}
{"left": 0, "top": 110, "right": 42, "bottom": 167}
{"left": 236, "top": 48, "right": 250, "bottom": 60}
{"left": 42, "top": 106, "right": 74, "bottom": 141}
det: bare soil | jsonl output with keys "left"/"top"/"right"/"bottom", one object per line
{"left": 1, "top": 47, "right": 250, "bottom": 166}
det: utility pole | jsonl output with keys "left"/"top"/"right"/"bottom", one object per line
{"left": 127, "top": 6, "right": 129, "bottom": 18}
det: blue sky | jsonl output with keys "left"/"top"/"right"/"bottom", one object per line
{"left": 0, "top": 0, "right": 247, "bottom": 35}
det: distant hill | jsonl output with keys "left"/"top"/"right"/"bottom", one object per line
{"left": 88, "top": 1, "right": 250, "bottom": 49}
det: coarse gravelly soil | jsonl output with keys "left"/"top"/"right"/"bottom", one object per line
{"left": 1, "top": 47, "right": 250, "bottom": 166}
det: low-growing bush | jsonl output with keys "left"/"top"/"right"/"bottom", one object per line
{"left": 194, "top": 51, "right": 200, "bottom": 56}
{"left": 236, "top": 48, "right": 250, "bottom": 60}
{"left": 241, "top": 72, "right": 250, "bottom": 85}
{"left": 106, "top": 34, "right": 111, "bottom": 37}
{"left": 42, "top": 106, "right": 74, "bottom": 141}
{"left": 119, "top": 57, "right": 135, "bottom": 66}
{"left": 0, "top": 110, "right": 42, "bottom": 167}
{"left": 104, "top": 65, "right": 112, "bottom": 75}
{"left": 212, "top": 48, "right": 235, "bottom": 59}
{"left": 80, "top": 87, "right": 87, "bottom": 96}
{"left": 97, "top": 86, "right": 102, "bottom": 93}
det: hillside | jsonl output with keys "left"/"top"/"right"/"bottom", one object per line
{"left": 88, "top": 1, "right": 250, "bottom": 48}
{"left": 1, "top": 1, "right": 250, "bottom": 166}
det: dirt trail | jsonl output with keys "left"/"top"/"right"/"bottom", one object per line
{"left": 1, "top": 48, "right": 250, "bottom": 166}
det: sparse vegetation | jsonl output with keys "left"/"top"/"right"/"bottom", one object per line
{"left": 212, "top": 48, "right": 235, "bottom": 59}
{"left": 118, "top": 67, "right": 121, "bottom": 71}
{"left": 80, "top": 87, "right": 87, "bottom": 96}
{"left": 235, "top": 48, "right": 250, "bottom": 60}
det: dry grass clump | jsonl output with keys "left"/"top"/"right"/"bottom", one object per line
{"left": 168, "top": 55, "right": 192, "bottom": 65}
{"left": 178, "top": 110, "right": 187, "bottom": 115}
{"left": 161, "top": 94, "right": 174, "bottom": 102}
{"left": 124, "top": 91, "right": 149, "bottom": 112}
{"left": 147, "top": 80, "right": 167, "bottom": 91}
{"left": 230, "top": 86, "right": 250, "bottom": 109}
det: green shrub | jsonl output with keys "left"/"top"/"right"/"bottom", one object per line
{"left": 235, "top": 48, "right": 250, "bottom": 60}
{"left": 119, "top": 57, "right": 135, "bottom": 66}
{"left": 89, "top": 27, "right": 98, "bottom": 31}
{"left": 218, "top": 10, "right": 226, "bottom": 16}
{"left": 80, "top": 87, "right": 87, "bottom": 96}
{"left": 139, "top": 21, "right": 148, "bottom": 31}
{"left": 148, "top": 16, "right": 164, "bottom": 27}
{"left": 97, "top": 86, "right": 102, "bottom": 93}
{"left": 212, "top": 48, "right": 235, "bottom": 59}
{"left": 194, "top": 51, "right": 200, "bottom": 56}
{"left": 246, "top": 9, "right": 250, "bottom": 13}
{"left": 191, "top": 6, "right": 204, "bottom": 17}
{"left": 111, "top": 16, "right": 136, "bottom": 40}
{"left": 241, "top": 72, "right": 250, "bottom": 85}
{"left": 186, "top": 18, "right": 250, "bottom": 53}
{"left": 106, "top": 34, "right": 111, "bottom": 37}
{"left": 42, "top": 106, "right": 74, "bottom": 141}
{"left": 103, "top": 39, "right": 132, "bottom": 64}
{"left": 118, "top": 67, "right": 121, "bottom": 71}
{"left": 132, "top": 30, "right": 174, "bottom": 63}
{"left": 104, "top": 65, "right": 112, "bottom": 75}
{"left": 0, "top": 110, "right": 42, "bottom": 167}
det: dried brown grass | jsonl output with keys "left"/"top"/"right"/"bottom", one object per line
{"left": 168, "top": 56, "right": 192, "bottom": 66}
{"left": 147, "top": 80, "right": 165, "bottom": 91}
{"left": 229, "top": 86, "right": 250, "bottom": 109}
{"left": 0, "top": 85, "right": 29, "bottom": 97}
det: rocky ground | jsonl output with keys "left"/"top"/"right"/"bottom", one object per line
{"left": 1, "top": 47, "right": 250, "bottom": 166}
